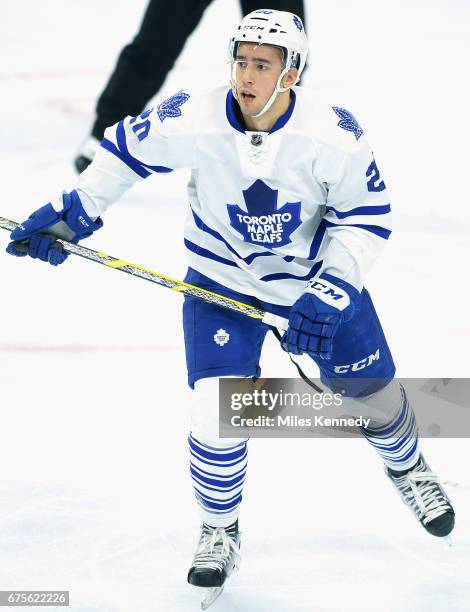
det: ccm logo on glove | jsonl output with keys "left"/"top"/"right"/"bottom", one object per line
{"left": 282, "top": 273, "right": 361, "bottom": 359}
{"left": 305, "top": 278, "right": 351, "bottom": 310}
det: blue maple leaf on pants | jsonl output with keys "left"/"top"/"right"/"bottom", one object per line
{"left": 332, "top": 106, "right": 363, "bottom": 140}
{"left": 156, "top": 90, "right": 190, "bottom": 122}
{"left": 227, "top": 180, "right": 302, "bottom": 249}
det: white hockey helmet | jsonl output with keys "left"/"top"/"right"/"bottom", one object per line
{"left": 229, "top": 9, "right": 308, "bottom": 117}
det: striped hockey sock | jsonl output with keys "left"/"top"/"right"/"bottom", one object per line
{"left": 360, "top": 384, "right": 420, "bottom": 471}
{"left": 188, "top": 433, "right": 247, "bottom": 528}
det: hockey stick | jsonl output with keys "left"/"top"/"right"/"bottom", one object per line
{"left": 0, "top": 216, "right": 288, "bottom": 331}
{"left": 0, "top": 215, "right": 325, "bottom": 392}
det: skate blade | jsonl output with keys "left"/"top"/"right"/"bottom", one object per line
{"left": 201, "top": 586, "right": 225, "bottom": 610}
{"left": 443, "top": 535, "right": 453, "bottom": 548}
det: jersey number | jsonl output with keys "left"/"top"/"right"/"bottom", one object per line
{"left": 366, "top": 159, "right": 385, "bottom": 192}
{"left": 130, "top": 109, "right": 152, "bottom": 141}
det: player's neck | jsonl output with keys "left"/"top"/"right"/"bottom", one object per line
{"left": 242, "top": 90, "right": 291, "bottom": 133}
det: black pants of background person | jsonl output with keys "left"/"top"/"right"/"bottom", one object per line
{"left": 91, "top": 0, "right": 306, "bottom": 140}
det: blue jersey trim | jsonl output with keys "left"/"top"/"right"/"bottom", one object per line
{"left": 308, "top": 219, "right": 327, "bottom": 260}
{"left": 191, "top": 209, "right": 278, "bottom": 265}
{"left": 270, "top": 89, "right": 296, "bottom": 133}
{"left": 326, "top": 204, "right": 391, "bottom": 219}
{"left": 186, "top": 225, "right": 325, "bottom": 283}
{"left": 325, "top": 220, "right": 391, "bottom": 240}
{"left": 226, "top": 91, "right": 245, "bottom": 134}
{"left": 191, "top": 208, "right": 323, "bottom": 266}
{"left": 225, "top": 89, "right": 296, "bottom": 134}
{"left": 184, "top": 238, "right": 239, "bottom": 268}
{"left": 260, "top": 260, "right": 322, "bottom": 282}
{"left": 101, "top": 137, "right": 150, "bottom": 178}
{"left": 101, "top": 121, "right": 173, "bottom": 178}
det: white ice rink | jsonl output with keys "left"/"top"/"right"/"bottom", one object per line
{"left": 1, "top": 1, "right": 470, "bottom": 610}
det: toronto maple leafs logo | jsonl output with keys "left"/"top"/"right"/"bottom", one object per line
{"left": 156, "top": 90, "right": 190, "bottom": 122}
{"left": 332, "top": 107, "right": 363, "bottom": 140}
{"left": 227, "top": 180, "right": 301, "bottom": 248}
{"left": 214, "top": 329, "right": 230, "bottom": 346}
{"left": 293, "top": 15, "right": 303, "bottom": 31}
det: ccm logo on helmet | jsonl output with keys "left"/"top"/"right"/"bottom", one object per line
{"left": 334, "top": 350, "right": 380, "bottom": 374}
{"left": 243, "top": 25, "right": 264, "bottom": 30}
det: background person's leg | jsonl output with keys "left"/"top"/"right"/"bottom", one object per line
{"left": 93, "top": 0, "right": 214, "bottom": 140}
{"left": 240, "top": 0, "right": 305, "bottom": 26}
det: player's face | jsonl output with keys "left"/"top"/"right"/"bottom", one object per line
{"left": 234, "top": 43, "right": 284, "bottom": 116}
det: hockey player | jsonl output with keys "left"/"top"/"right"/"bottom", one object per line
{"left": 75, "top": 0, "right": 306, "bottom": 173}
{"left": 7, "top": 9, "right": 455, "bottom": 608}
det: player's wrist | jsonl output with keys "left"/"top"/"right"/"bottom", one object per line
{"left": 61, "top": 190, "right": 103, "bottom": 239}
{"left": 303, "top": 273, "right": 360, "bottom": 322}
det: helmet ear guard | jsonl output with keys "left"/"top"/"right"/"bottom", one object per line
{"left": 229, "top": 9, "right": 308, "bottom": 117}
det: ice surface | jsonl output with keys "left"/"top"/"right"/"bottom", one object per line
{"left": 1, "top": 1, "right": 470, "bottom": 610}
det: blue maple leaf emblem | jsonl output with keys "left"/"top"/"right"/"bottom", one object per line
{"left": 293, "top": 15, "right": 303, "bottom": 31}
{"left": 227, "top": 180, "right": 301, "bottom": 249}
{"left": 156, "top": 90, "right": 190, "bottom": 122}
{"left": 332, "top": 106, "right": 363, "bottom": 140}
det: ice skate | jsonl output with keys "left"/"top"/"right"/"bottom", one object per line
{"left": 187, "top": 521, "right": 240, "bottom": 609}
{"left": 386, "top": 453, "right": 455, "bottom": 538}
{"left": 74, "top": 136, "right": 100, "bottom": 173}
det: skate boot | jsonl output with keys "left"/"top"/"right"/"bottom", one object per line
{"left": 187, "top": 520, "right": 240, "bottom": 609}
{"left": 386, "top": 453, "right": 455, "bottom": 537}
{"left": 74, "top": 136, "right": 100, "bottom": 173}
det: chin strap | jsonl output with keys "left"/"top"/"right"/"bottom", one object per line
{"left": 252, "top": 66, "right": 291, "bottom": 118}
{"left": 230, "top": 63, "right": 294, "bottom": 119}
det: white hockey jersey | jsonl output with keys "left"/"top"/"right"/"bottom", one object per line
{"left": 77, "top": 85, "right": 392, "bottom": 306}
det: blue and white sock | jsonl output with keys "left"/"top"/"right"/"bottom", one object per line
{"left": 360, "top": 384, "right": 420, "bottom": 471}
{"left": 188, "top": 433, "right": 247, "bottom": 528}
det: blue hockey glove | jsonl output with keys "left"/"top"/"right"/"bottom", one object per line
{"left": 6, "top": 189, "right": 103, "bottom": 266}
{"left": 282, "top": 273, "right": 361, "bottom": 359}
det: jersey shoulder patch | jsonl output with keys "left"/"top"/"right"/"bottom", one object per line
{"left": 290, "top": 88, "right": 365, "bottom": 151}
{"left": 156, "top": 90, "right": 191, "bottom": 122}
{"left": 331, "top": 106, "right": 363, "bottom": 140}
